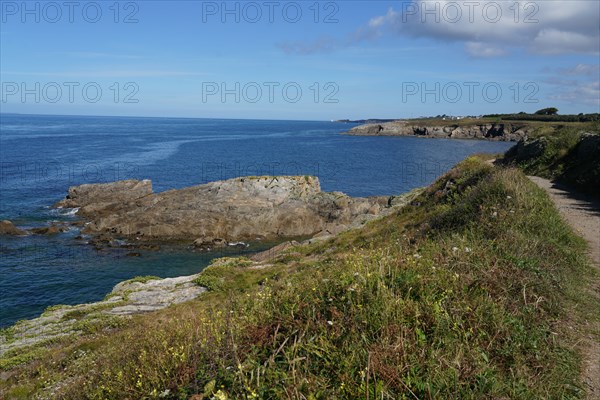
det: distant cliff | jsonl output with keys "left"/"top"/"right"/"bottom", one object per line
{"left": 344, "top": 120, "right": 534, "bottom": 141}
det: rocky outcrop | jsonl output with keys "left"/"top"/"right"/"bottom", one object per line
{"left": 576, "top": 133, "right": 600, "bottom": 160}
{"left": 54, "top": 176, "right": 396, "bottom": 246}
{"left": 0, "top": 274, "right": 206, "bottom": 357}
{"left": 0, "top": 221, "right": 69, "bottom": 236}
{"left": 0, "top": 220, "right": 27, "bottom": 236}
{"left": 560, "top": 133, "right": 600, "bottom": 196}
{"left": 345, "top": 121, "right": 532, "bottom": 141}
{"left": 504, "top": 136, "right": 547, "bottom": 162}
{"left": 53, "top": 179, "right": 153, "bottom": 209}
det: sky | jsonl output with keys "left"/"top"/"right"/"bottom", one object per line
{"left": 0, "top": 0, "right": 599, "bottom": 120}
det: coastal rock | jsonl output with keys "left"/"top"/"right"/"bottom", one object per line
{"left": 30, "top": 223, "right": 68, "bottom": 235}
{"left": 356, "top": 124, "right": 383, "bottom": 135}
{"left": 193, "top": 237, "right": 228, "bottom": 250}
{"left": 55, "top": 176, "right": 394, "bottom": 246}
{"left": 0, "top": 220, "right": 27, "bottom": 236}
{"left": 504, "top": 137, "right": 547, "bottom": 162}
{"left": 107, "top": 275, "right": 206, "bottom": 315}
{"left": 0, "top": 274, "right": 206, "bottom": 357}
{"left": 577, "top": 133, "right": 600, "bottom": 160}
{"left": 53, "top": 179, "right": 152, "bottom": 210}
{"left": 346, "top": 120, "right": 532, "bottom": 141}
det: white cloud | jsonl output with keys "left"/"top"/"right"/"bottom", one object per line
{"left": 532, "top": 29, "right": 599, "bottom": 55}
{"left": 559, "top": 64, "right": 600, "bottom": 77}
{"left": 361, "top": 1, "right": 600, "bottom": 57}
{"left": 278, "top": 1, "right": 599, "bottom": 57}
{"left": 465, "top": 42, "right": 507, "bottom": 58}
{"left": 368, "top": 8, "right": 398, "bottom": 28}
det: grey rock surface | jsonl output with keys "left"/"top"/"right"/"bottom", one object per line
{"left": 0, "top": 274, "right": 205, "bottom": 357}
{"left": 55, "top": 176, "right": 394, "bottom": 245}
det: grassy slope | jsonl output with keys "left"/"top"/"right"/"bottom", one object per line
{"left": 1, "top": 157, "right": 597, "bottom": 399}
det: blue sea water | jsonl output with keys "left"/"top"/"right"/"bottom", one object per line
{"left": 0, "top": 114, "right": 513, "bottom": 327}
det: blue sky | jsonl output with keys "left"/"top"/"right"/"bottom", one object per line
{"left": 1, "top": 0, "right": 599, "bottom": 120}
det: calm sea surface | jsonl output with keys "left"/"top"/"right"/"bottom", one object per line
{"left": 0, "top": 114, "right": 513, "bottom": 327}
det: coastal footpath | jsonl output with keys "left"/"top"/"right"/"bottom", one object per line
{"left": 344, "top": 119, "right": 534, "bottom": 141}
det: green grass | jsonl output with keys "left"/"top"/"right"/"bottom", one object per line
{"left": 0, "top": 157, "right": 596, "bottom": 399}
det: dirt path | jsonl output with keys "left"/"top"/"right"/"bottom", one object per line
{"left": 528, "top": 176, "right": 600, "bottom": 399}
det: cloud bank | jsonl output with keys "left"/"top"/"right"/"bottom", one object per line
{"left": 279, "top": 1, "right": 600, "bottom": 57}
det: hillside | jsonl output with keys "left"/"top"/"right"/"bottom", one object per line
{"left": 1, "top": 155, "right": 598, "bottom": 399}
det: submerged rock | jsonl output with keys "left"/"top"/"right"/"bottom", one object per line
{"left": 30, "top": 223, "right": 68, "bottom": 235}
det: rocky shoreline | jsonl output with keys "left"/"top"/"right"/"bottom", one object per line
{"left": 344, "top": 120, "right": 533, "bottom": 141}
{"left": 1, "top": 176, "right": 421, "bottom": 356}
{"left": 0, "top": 273, "right": 207, "bottom": 356}
{"left": 50, "top": 175, "right": 408, "bottom": 250}
{"left": 2, "top": 176, "right": 409, "bottom": 250}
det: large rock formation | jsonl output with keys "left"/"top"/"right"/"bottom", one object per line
{"left": 54, "top": 176, "right": 394, "bottom": 245}
{"left": 345, "top": 121, "right": 532, "bottom": 141}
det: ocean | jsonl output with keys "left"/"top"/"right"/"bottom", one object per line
{"left": 0, "top": 114, "right": 513, "bottom": 327}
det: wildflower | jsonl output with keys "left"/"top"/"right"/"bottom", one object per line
{"left": 327, "top": 320, "right": 334, "bottom": 326}
{"left": 464, "top": 247, "right": 472, "bottom": 253}
{"left": 507, "top": 195, "right": 512, "bottom": 199}
{"left": 452, "top": 247, "right": 459, "bottom": 252}
{"left": 413, "top": 253, "right": 422, "bottom": 259}
{"left": 214, "top": 390, "right": 229, "bottom": 400}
